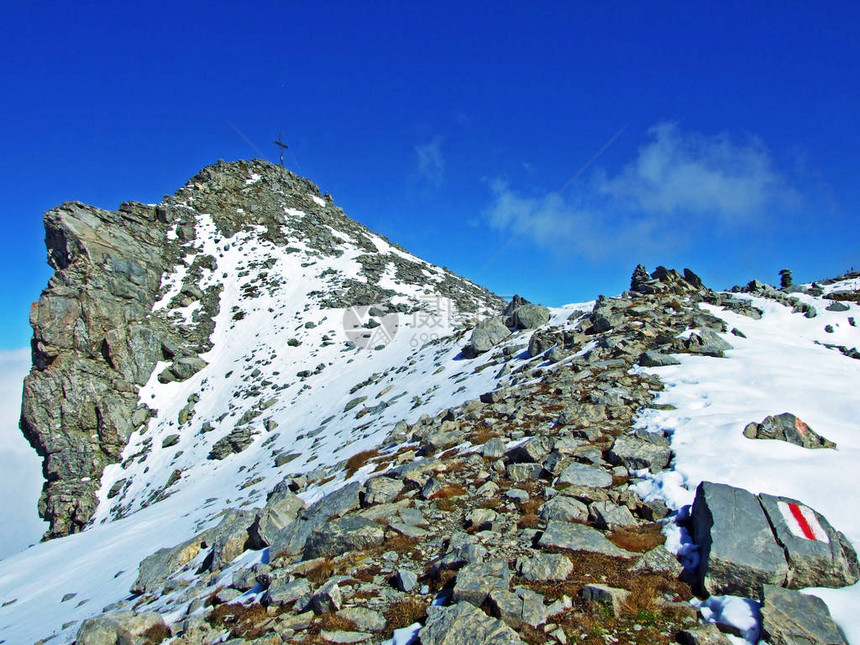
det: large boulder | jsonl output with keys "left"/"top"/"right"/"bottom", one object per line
{"left": 758, "top": 493, "right": 859, "bottom": 589}
{"left": 760, "top": 585, "right": 847, "bottom": 645}
{"left": 690, "top": 481, "right": 788, "bottom": 599}
{"left": 452, "top": 559, "right": 511, "bottom": 606}
{"left": 76, "top": 611, "right": 167, "bottom": 645}
{"left": 419, "top": 602, "right": 527, "bottom": 645}
{"left": 606, "top": 432, "right": 672, "bottom": 473}
{"left": 468, "top": 317, "right": 511, "bottom": 354}
{"left": 538, "top": 520, "right": 635, "bottom": 557}
{"left": 303, "top": 516, "right": 384, "bottom": 559}
{"left": 743, "top": 413, "right": 836, "bottom": 449}
{"left": 506, "top": 304, "right": 550, "bottom": 330}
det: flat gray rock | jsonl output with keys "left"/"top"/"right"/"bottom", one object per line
{"left": 469, "top": 317, "right": 511, "bottom": 354}
{"left": 537, "top": 520, "right": 634, "bottom": 557}
{"left": 516, "top": 553, "right": 573, "bottom": 581}
{"left": 639, "top": 350, "right": 681, "bottom": 367}
{"left": 452, "top": 559, "right": 511, "bottom": 606}
{"left": 539, "top": 496, "right": 588, "bottom": 523}
{"left": 556, "top": 462, "right": 612, "bottom": 488}
{"left": 691, "top": 481, "right": 788, "bottom": 599}
{"left": 607, "top": 434, "right": 672, "bottom": 473}
{"left": 76, "top": 611, "right": 166, "bottom": 645}
{"left": 303, "top": 515, "right": 384, "bottom": 560}
{"left": 419, "top": 602, "right": 527, "bottom": 645}
{"left": 758, "top": 493, "right": 859, "bottom": 589}
{"left": 761, "top": 584, "right": 847, "bottom": 645}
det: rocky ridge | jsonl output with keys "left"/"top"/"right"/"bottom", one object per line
{"left": 21, "top": 159, "right": 504, "bottom": 539}
{"left": 56, "top": 265, "right": 855, "bottom": 644}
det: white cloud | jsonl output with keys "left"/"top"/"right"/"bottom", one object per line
{"left": 486, "top": 178, "right": 681, "bottom": 261}
{"left": 0, "top": 348, "right": 47, "bottom": 560}
{"left": 485, "top": 122, "right": 797, "bottom": 260}
{"left": 414, "top": 137, "right": 446, "bottom": 188}
{"left": 601, "top": 122, "right": 794, "bottom": 226}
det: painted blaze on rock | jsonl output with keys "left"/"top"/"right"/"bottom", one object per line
{"left": 691, "top": 481, "right": 859, "bottom": 599}
{"left": 758, "top": 493, "right": 859, "bottom": 589}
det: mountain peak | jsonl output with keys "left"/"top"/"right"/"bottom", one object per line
{"left": 21, "top": 159, "right": 503, "bottom": 539}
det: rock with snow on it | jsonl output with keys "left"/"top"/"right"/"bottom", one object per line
{"left": 505, "top": 436, "right": 552, "bottom": 464}
{"left": 419, "top": 601, "right": 527, "bottom": 645}
{"left": 312, "top": 579, "right": 344, "bottom": 614}
{"left": 743, "top": 412, "right": 836, "bottom": 449}
{"left": 468, "top": 316, "right": 511, "bottom": 354}
{"left": 488, "top": 587, "right": 547, "bottom": 629}
{"left": 826, "top": 301, "right": 850, "bottom": 312}
{"left": 452, "top": 559, "right": 511, "bottom": 606}
{"left": 265, "top": 576, "right": 311, "bottom": 606}
{"left": 337, "top": 606, "right": 386, "bottom": 632}
{"left": 676, "top": 624, "right": 733, "bottom": 645}
{"left": 362, "top": 476, "right": 404, "bottom": 506}
{"left": 506, "top": 304, "right": 551, "bottom": 330}
{"left": 538, "top": 520, "right": 635, "bottom": 558}
{"left": 690, "top": 481, "right": 788, "bottom": 599}
{"left": 249, "top": 490, "right": 305, "bottom": 548}
{"left": 683, "top": 328, "right": 733, "bottom": 357}
{"left": 760, "top": 584, "right": 847, "bottom": 645}
{"left": 321, "top": 630, "right": 372, "bottom": 643}
{"left": 758, "top": 493, "right": 859, "bottom": 589}
{"left": 394, "top": 568, "right": 418, "bottom": 592}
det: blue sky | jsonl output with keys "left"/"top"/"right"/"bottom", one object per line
{"left": 1, "top": 2, "right": 858, "bottom": 350}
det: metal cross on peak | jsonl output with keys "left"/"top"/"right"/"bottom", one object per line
{"left": 273, "top": 131, "right": 289, "bottom": 167}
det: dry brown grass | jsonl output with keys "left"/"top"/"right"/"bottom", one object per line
{"left": 305, "top": 558, "right": 337, "bottom": 585}
{"left": 518, "top": 513, "right": 541, "bottom": 529}
{"left": 606, "top": 523, "right": 665, "bottom": 553}
{"left": 353, "top": 563, "right": 382, "bottom": 582}
{"left": 206, "top": 602, "right": 269, "bottom": 639}
{"left": 468, "top": 428, "right": 499, "bottom": 445}
{"left": 344, "top": 449, "right": 382, "bottom": 478}
{"left": 141, "top": 623, "right": 172, "bottom": 644}
{"left": 434, "top": 497, "right": 456, "bottom": 512}
{"left": 318, "top": 613, "right": 358, "bottom": 630}
{"left": 429, "top": 484, "right": 466, "bottom": 500}
{"left": 384, "top": 597, "right": 430, "bottom": 632}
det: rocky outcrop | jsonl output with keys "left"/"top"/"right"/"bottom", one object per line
{"left": 21, "top": 201, "right": 177, "bottom": 538}
{"left": 743, "top": 413, "right": 836, "bottom": 449}
{"left": 22, "top": 159, "right": 504, "bottom": 539}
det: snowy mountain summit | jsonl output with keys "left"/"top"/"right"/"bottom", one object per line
{"left": 4, "top": 160, "right": 860, "bottom": 645}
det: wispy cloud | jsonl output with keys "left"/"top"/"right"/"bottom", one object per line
{"left": 414, "top": 136, "right": 446, "bottom": 188}
{"left": 600, "top": 122, "right": 796, "bottom": 226}
{"left": 485, "top": 122, "right": 798, "bottom": 260}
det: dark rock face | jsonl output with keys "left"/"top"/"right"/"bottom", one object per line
{"left": 21, "top": 201, "right": 176, "bottom": 538}
{"left": 691, "top": 481, "right": 788, "bottom": 598}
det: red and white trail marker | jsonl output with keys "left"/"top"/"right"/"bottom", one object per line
{"left": 777, "top": 501, "right": 830, "bottom": 543}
